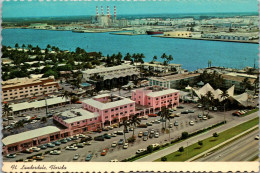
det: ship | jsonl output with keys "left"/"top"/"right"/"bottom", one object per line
{"left": 146, "top": 31, "right": 164, "bottom": 35}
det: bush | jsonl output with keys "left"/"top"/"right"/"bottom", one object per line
{"left": 178, "top": 146, "right": 184, "bottom": 153}
{"left": 198, "top": 140, "right": 203, "bottom": 147}
{"left": 162, "top": 143, "right": 170, "bottom": 147}
{"left": 213, "top": 132, "right": 219, "bottom": 138}
{"left": 161, "top": 156, "right": 167, "bottom": 161}
{"left": 181, "top": 132, "right": 189, "bottom": 139}
{"left": 147, "top": 145, "right": 154, "bottom": 153}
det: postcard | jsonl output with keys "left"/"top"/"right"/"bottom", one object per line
{"left": 1, "top": 0, "right": 259, "bottom": 172}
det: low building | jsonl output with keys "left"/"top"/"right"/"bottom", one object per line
{"left": 2, "top": 76, "right": 60, "bottom": 102}
{"left": 164, "top": 31, "right": 191, "bottom": 37}
{"left": 149, "top": 73, "right": 200, "bottom": 89}
{"left": 141, "top": 62, "right": 182, "bottom": 73}
{"left": 222, "top": 74, "right": 256, "bottom": 92}
{"left": 82, "top": 94, "right": 136, "bottom": 127}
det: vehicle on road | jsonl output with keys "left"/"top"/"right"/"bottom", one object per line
{"left": 73, "top": 154, "right": 80, "bottom": 160}
{"left": 136, "top": 149, "right": 146, "bottom": 154}
{"left": 6, "top": 154, "right": 16, "bottom": 158}
{"left": 189, "top": 121, "right": 194, "bottom": 126}
{"left": 255, "top": 135, "right": 259, "bottom": 140}
{"left": 50, "top": 150, "right": 61, "bottom": 155}
{"left": 110, "top": 159, "right": 119, "bottom": 162}
{"left": 32, "top": 155, "right": 44, "bottom": 160}
{"left": 85, "top": 154, "right": 93, "bottom": 161}
{"left": 123, "top": 143, "right": 129, "bottom": 149}
{"left": 101, "top": 149, "right": 109, "bottom": 156}
{"left": 118, "top": 139, "right": 124, "bottom": 145}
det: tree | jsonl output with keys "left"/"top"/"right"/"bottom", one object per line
{"left": 241, "top": 77, "right": 251, "bottom": 92}
{"left": 161, "top": 53, "right": 168, "bottom": 73}
{"left": 119, "top": 119, "right": 129, "bottom": 142}
{"left": 129, "top": 114, "right": 141, "bottom": 137}
{"left": 62, "top": 90, "right": 73, "bottom": 104}
{"left": 178, "top": 146, "right": 184, "bottom": 153}
{"left": 152, "top": 55, "right": 157, "bottom": 63}
{"left": 181, "top": 132, "right": 189, "bottom": 139}
{"left": 161, "top": 156, "right": 167, "bottom": 161}
{"left": 198, "top": 140, "right": 203, "bottom": 147}
{"left": 147, "top": 145, "right": 154, "bottom": 153}
{"left": 2, "top": 103, "right": 13, "bottom": 125}
{"left": 15, "top": 43, "right": 19, "bottom": 49}
{"left": 213, "top": 132, "right": 219, "bottom": 140}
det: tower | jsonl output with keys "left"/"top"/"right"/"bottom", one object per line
{"left": 101, "top": 6, "right": 104, "bottom": 16}
{"left": 96, "top": 6, "right": 99, "bottom": 21}
{"left": 114, "top": 6, "right": 116, "bottom": 21}
{"left": 107, "top": 6, "right": 110, "bottom": 18}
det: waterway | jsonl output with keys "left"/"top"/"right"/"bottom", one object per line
{"left": 2, "top": 28, "right": 258, "bottom": 71}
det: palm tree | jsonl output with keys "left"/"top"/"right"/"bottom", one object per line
{"left": 158, "top": 106, "right": 170, "bottom": 130}
{"left": 254, "top": 75, "right": 259, "bottom": 95}
{"left": 3, "top": 103, "right": 13, "bottom": 125}
{"left": 241, "top": 77, "right": 251, "bottom": 92}
{"left": 62, "top": 90, "right": 72, "bottom": 104}
{"left": 119, "top": 118, "right": 129, "bottom": 142}
{"left": 129, "top": 114, "right": 141, "bottom": 137}
{"left": 205, "top": 91, "right": 214, "bottom": 108}
{"left": 152, "top": 55, "right": 157, "bottom": 63}
{"left": 161, "top": 53, "right": 168, "bottom": 73}
{"left": 220, "top": 89, "right": 229, "bottom": 123}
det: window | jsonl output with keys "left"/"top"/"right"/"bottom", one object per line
{"left": 130, "top": 110, "right": 133, "bottom": 112}
{"left": 111, "top": 109, "right": 114, "bottom": 111}
{"left": 82, "top": 120, "right": 85, "bottom": 123}
{"left": 3, "top": 91, "right": 7, "bottom": 93}
{"left": 19, "top": 88, "right": 23, "bottom": 90}
{"left": 105, "top": 116, "right": 108, "bottom": 119}
{"left": 77, "top": 122, "right": 80, "bottom": 124}
{"left": 112, "top": 115, "right": 114, "bottom": 117}
{"left": 25, "top": 91, "right": 28, "bottom": 93}
{"left": 95, "top": 118, "right": 97, "bottom": 120}
{"left": 30, "top": 86, "right": 33, "bottom": 88}
{"left": 89, "top": 119, "right": 92, "bottom": 121}
{"left": 124, "top": 106, "right": 127, "bottom": 108}
{"left": 4, "top": 94, "right": 7, "bottom": 96}
{"left": 120, "top": 112, "right": 123, "bottom": 115}
{"left": 130, "top": 104, "right": 133, "bottom": 107}
{"left": 116, "top": 108, "right": 118, "bottom": 110}
{"left": 34, "top": 86, "right": 37, "bottom": 88}
{"left": 19, "top": 92, "right": 23, "bottom": 94}
{"left": 125, "top": 111, "right": 127, "bottom": 114}
{"left": 15, "top": 92, "right": 17, "bottom": 94}
{"left": 120, "top": 107, "right": 123, "bottom": 109}
{"left": 25, "top": 87, "right": 28, "bottom": 89}
{"left": 105, "top": 110, "right": 108, "bottom": 113}
{"left": 35, "top": 89, "right": 38, "bottom": 91}
{"left": 156, "top": 98, "right": 159, "bottom": 100}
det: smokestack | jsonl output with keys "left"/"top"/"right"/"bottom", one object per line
{"left": 107, "top": 6, "right": 110, "bottom": 18}
{"left": 114, "top": 6, "right": 116, "bottom": 20}
{"left": 96, "top": 6, "right": 99, "bottom": 18}
{"left": 101, "top": 6, "right": 104, "bottom": 15}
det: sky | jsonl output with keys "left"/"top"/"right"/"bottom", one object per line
{"left": 2, "top": 0, "right": 259, "bottom": 18}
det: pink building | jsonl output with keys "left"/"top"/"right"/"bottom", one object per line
{"left": 132, "top": 86, "right": 179, "bottom": 115}
{"left": 82, "top": 94, "right": 135, "bottom": 127}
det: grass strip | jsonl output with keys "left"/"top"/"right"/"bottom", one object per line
{"left": 154, "top": 117, "right": 259, "bottom": 161}
{"left": 241, "top": 108, "right": 259, "bottom": 117}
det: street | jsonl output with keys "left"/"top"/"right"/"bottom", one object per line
{"left": 196, "top": 129, "right": 259, "bottom": 161}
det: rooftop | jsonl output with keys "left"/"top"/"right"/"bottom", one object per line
{"left": 146, "top": 88, "right": 179, "bottom": 97}
{"left": 150, "top": 73, "right": 200, "bottom": 82}
{"left": 59, "top": 108, "right": 99, "bottom": 124}
{"left": 222, "top": 74, "right": 256, "bottom": 83}
{"left": 2, "top": 126, "right": 60, "bottom": 146}
{"left": 82, "top": 64, "right": 136, "bottom": 75}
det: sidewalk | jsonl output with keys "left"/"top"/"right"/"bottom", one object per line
{"left": 134, "top": 112, "right": 258, "bottom": 162}
{"left": 186, "top": 125, "right": 258, "bottom": 161}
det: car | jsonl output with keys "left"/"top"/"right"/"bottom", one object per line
{"left": 143, "top": 136, "right": 148, "bottom": 141}
{"left": 66, "top": 146, "right": 78, "bottom": 150}
{"left": 50, "top": 150, "right": 61, "bottom": 155}
{"left": 154, "top": 132, "right": 159, "bottom": 138}
{"left": 46, "top": 143, "right": 55, "bottom": 148}
{"left": 202, "top": 116, "right": 208, "bottom": 120}
{"left": 77, "top": 143, "right": 84, "bottom": 148}
{"left": 101, "top": 149, "right": 109, "bottom": 156}
{"left": 136, "top": 149, "right": 146, "bottom": 154}
{"left": 189, "top": 121, "right": 194, "bottom": 126}
{"left": 146, "top": 122, "right": 153, "bottom": 126}
{"left": 73, "top": 154, "right": 80, "bottom": 160}
{"left": 103, "top": 133, "right": 111, "bottom": 139}
{"left": 129, "top": 127, "right": 134, "bottom": 131}
{"left": 177, "top": 106, "right": 184, "bottom": 109}
{"left": 138, "top": 132, "right": 143, "bottom": 137}
{"left": 94, "top": 136, "right": 105, "bottom": 141}
{"left": 79, "top": 134, "right": 86, "bottom": 138}
{"left": 213, "top": 107, "right": 218, "bottom": 111}
{"left": 187, "top": 110, "right": 195, "bottom": 113}
{"left": 255, "top": 135, "right": 259, "bottom": 140}
{"left": 110, "top": 159, "right": 119, "bottom": 162}
{"left": 137, "top": 124, "right": 148, "bottom": 128}
{"left": 168, "top": 123, "right": 173, "bottom": 128}
{"left": 153, "top": 120, "right": 160, "bottom": 124}
{"left": 117, "top": 131, "right": 124, "bottom": 135}
{"left": 80, "top": 136, "right": 93, "bottom": 142}
{"left": 53, "top": 141, "right": 61, "bottom": 145}
{"left": 181, "top": 111, "right": 189, "bottom": 114}
{"left": 141, "top": 116, "right": 148, "bottom": 120}
{"left": 151, "top": 143, "right": 160, "bottom": 148}
{"left": 38, "top": 145, "right": 47, "bottom": 150}
{"left": 198, "top": 114, "right": 203, "bottom": 118}
{"left": 85, "top": 154, "right": 93, "bottom": 161}
{"left": 148, "top": 114, "right": 157, "bottom": 117}
{"left": 123, "top": 143, "right": 129, "bottom": 149}
{"left": 197, "top": 104, "right": 203, "bottom": 108}
{"left": 3, "top": 118, "right": 8, "bottom": 121}
{"left": 174, "top": 121, "right": 179, "bottom": 126}
{"left": 32, "top": 155, "right": 44, "bottom": 160}
{"left": 118, "top": 139, "right": 124, "bottom": 145}
{"left": 8, "top": 116, "right": 14, "bottom": 120}
{"left": 66, "top": 137, "right": 72, "bottom": 141}
{"left": 6, "top": 154, "right": 16, "bottom": 158}
{"left": 30, "top": 147, "right": 41, "bottom": 152}
{"left": 149, "top": 133, "right": 154, "bottom": 138}
{"left": 111, "top": 133, "right": 117, "bottom": 137}
{"left": 60, "top": 139, "right": 68, "bottom": 144}
{"left": 111, "top": 141, "right": 117, "bottom": 147}
{"left": 72, "top": 136, "right": 79, "bottom": 140}
{"left": 143, "top": 131, "right": 149, "bottom": 136}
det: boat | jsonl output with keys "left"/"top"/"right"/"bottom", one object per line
{"left": 146, "top": 31, "right": 164, "bottom": 35}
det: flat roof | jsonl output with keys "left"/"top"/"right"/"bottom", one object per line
{"left": 82, "top": 64, "right": 135, "bottom": 75}
{"left": 82, "top": 96, "right": 135, "bottom": 110}
{"left": 146, "top": 89, "right": 179, "bottom": 97}
{"left": 150, "top": 73, "right": 200, "bottom": 82}
{"left": 61, "top": 109, "right": 99, "bottom": 124}
{"left": 222, "top": 74, "right": 256, "bottom": 83}
{"left": 2, "top": 126, "right": 60, "bottom": 146}
{"left": 10, "top": 97, "right": 69, "bottom": 112}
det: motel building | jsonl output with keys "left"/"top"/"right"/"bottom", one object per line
{"left": 132, "top": 86, "right": 180, "bottom": 116}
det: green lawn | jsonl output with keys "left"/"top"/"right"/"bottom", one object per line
{"left": 155, "top": 117, "right": 259, "bottom": 162}
{"left": 242, "top": 108, "right": 259, "bottom": 117}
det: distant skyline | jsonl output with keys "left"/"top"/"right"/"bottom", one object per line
{"left": 3, "top": 0, "right": 258, "bottom": 18}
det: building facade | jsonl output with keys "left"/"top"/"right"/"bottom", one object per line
{"left": 2, "top": 76, "right": 60, "bottom": 102}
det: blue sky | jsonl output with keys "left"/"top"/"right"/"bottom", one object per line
{"left": 3, "top": 0, "right": 258, "bottom": 18}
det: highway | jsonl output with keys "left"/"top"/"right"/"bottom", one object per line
{"left": 196, "top": 129, "right": 259, "bottom": 161}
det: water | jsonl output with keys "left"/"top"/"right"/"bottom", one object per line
{"left": 2, "top": 29, "right": 258, "bottom": 71}
{"left": 81, "top": 83, "right": 91, "bottom": 87}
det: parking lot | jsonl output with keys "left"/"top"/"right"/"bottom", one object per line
{"left": 3, "top": 102, "right": 240, "bottom": 162}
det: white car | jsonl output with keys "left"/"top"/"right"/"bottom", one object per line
{"left": 255, "top": 135, "right": 259, "bottom": 140}
{"left": 30, "top": 147, "right": 41, "bottom": 152}
{"left": 111, "top": 141, "right": 117, "bottom": 147}
{"left": 189, "top": 121, "right": 194, "bottom": 126}
{"left": 66, "top": 146, "right": 78, "bottom": 150}
{"left": 110, "top": 159, "right": 119, "bottom": 162}
{"left": 154, "top": 132, "right": 159, "bottom": 138}
{"left": 50, "top": 150, "right": 61, "bottom": 155}
{"left": 79, "top": 134, "right": 86, "bottom": 138}
{"left": 123, "top": 143, "right": 129, "bottom": 149}
{"left": 151, "top": 143, "right": 160, "bottom": 148}
{"left": 111, "top": 133, "right": 117, "bottom": 137}
{"left": 136, "top": 149, "right": 146, "bottom": 154}
{"left": 202, "top": 116, "right": 208, "bottom": 120}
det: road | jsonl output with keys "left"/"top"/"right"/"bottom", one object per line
{"left": 196, "top": 129, "right": 259, "bottom": 161}
{"left": 134, "top": 111, "right": 258, "bottom": 162}
{"left": 4, "top": 103, "right": 231, "bottom": 162}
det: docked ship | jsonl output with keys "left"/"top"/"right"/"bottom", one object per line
{"left": 146, "top": 30, "right": 164, "bottom": 35}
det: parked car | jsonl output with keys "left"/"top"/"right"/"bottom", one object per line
{"left": 123, "top": 143, "right": 129, "bottom": 149}
{"left": 255, "top": 135, "right": 259, "bottom": 140}
{"left": 137, "top": 124, "right": 148, "bottom": 128}
{"left": 50, "top": 150, "right": 61, "bottom": 155}
{"left": 174, "top": 121, "right": 179, "bottom": 126}
{"left": 138, "top": 132, "right": 143, "bottom": 138}
{"left": 143, "top": 136, "right": 148, "bottom": 141}
{"left": 118, "top": 139, "right": 124, "bottom": 145}
{"left": 79, "top": 134, "right": 86, "bottom": 138}
{"left": 66, "top": 137, "right": 72, "bottom": 141}
{"left": 148, "top": 114, "right": 157, "bottom": 117}
{"left": 94, "top": 136, "right": 105, "bottom": 141}
{"left": 198, "top": 114, "right": 203, "bottom": 118}
{"left": 141, "top": 116, "right": 148, "bottom": 120}
{"left": 53, "top": 141, "right": 61, "bottom": 146}
{"left": 85, "top": 154, "right": 93, "bottom": 161}
{"left": 60, "top": 139, "right": 68, "bottom": 144}
{"left": 38, "top": 145, "right": 47, "bottom": 150}
{"left": 189, "top": 121, "right": 194, "bottom": 126}
{"left": 154, "top": 132, "right": 159, "bottom": 138}
{"left": 103, "top": 133, "right": 111, "bottom": 139}
{"left": 181, "top": 111, "right": 189, "bottom": 114}
{"left": 117, "top": 131, "right": 124, "bottom": 135}
{"left": 6, "top": 154, "right": 16, "bottom": 158}
{"left": 149, "top": 133, "right": 154, "bottom": 138}
{"left": 77, "top": 143, "right": 84, "bottom": 148}
{"left": 30, "top": 147, "right": 41, "bottom": 152}
{"left": 32, "top": 155, "right": 44, "bottom": 160}
{"left": 197, "top": 104, "right": 203, "bottom": 108}
{"left": 111, "top": 141, "right": 117, "bottom": 147}
{"left": 46, "top": 143, "right": 55, "bottom": 148}
{"left": 136, "top": 149, "right": 146, "bottom": 154}
{"left": 177, "top": 106, "right": 184, "bottom": 109}
{"left": 73, "top": 154, "right": 80, "bottom": 160}
{"left": 101, "top": 149, "right": 109, "bottom": 156}
{"left": 168, "top": 123, "right": 173, "bottom": 128}
{"left": 111, "top": 133, "right": 117, "bottom": 137}
{"left": 187, "top": 110, "right": 195, "bottom": 113}
{"left": 146, "top": 122, "right": 153, "bottom": 126}
{"left": 66, "top": 146, "right": 78, "bottom": 150}
{"left": 202, "top": 116, "right": 208, "bottom": 120}
{"left": 143, "top": 131, "right": 149, "bottom": 136}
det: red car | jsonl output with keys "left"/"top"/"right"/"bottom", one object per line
{"left": 148, "top": 114, "right": 157, "bottom": 117}
{"left": 101, "top": 149, "right": 109, "bottom": 156}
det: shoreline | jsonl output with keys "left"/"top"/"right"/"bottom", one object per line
{"left": 153, "top": 35, "right": 259, "bottom": 44}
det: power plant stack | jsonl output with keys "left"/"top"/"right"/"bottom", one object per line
{"left": 96, "top": 6, "right": 117, "bottom": 27}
